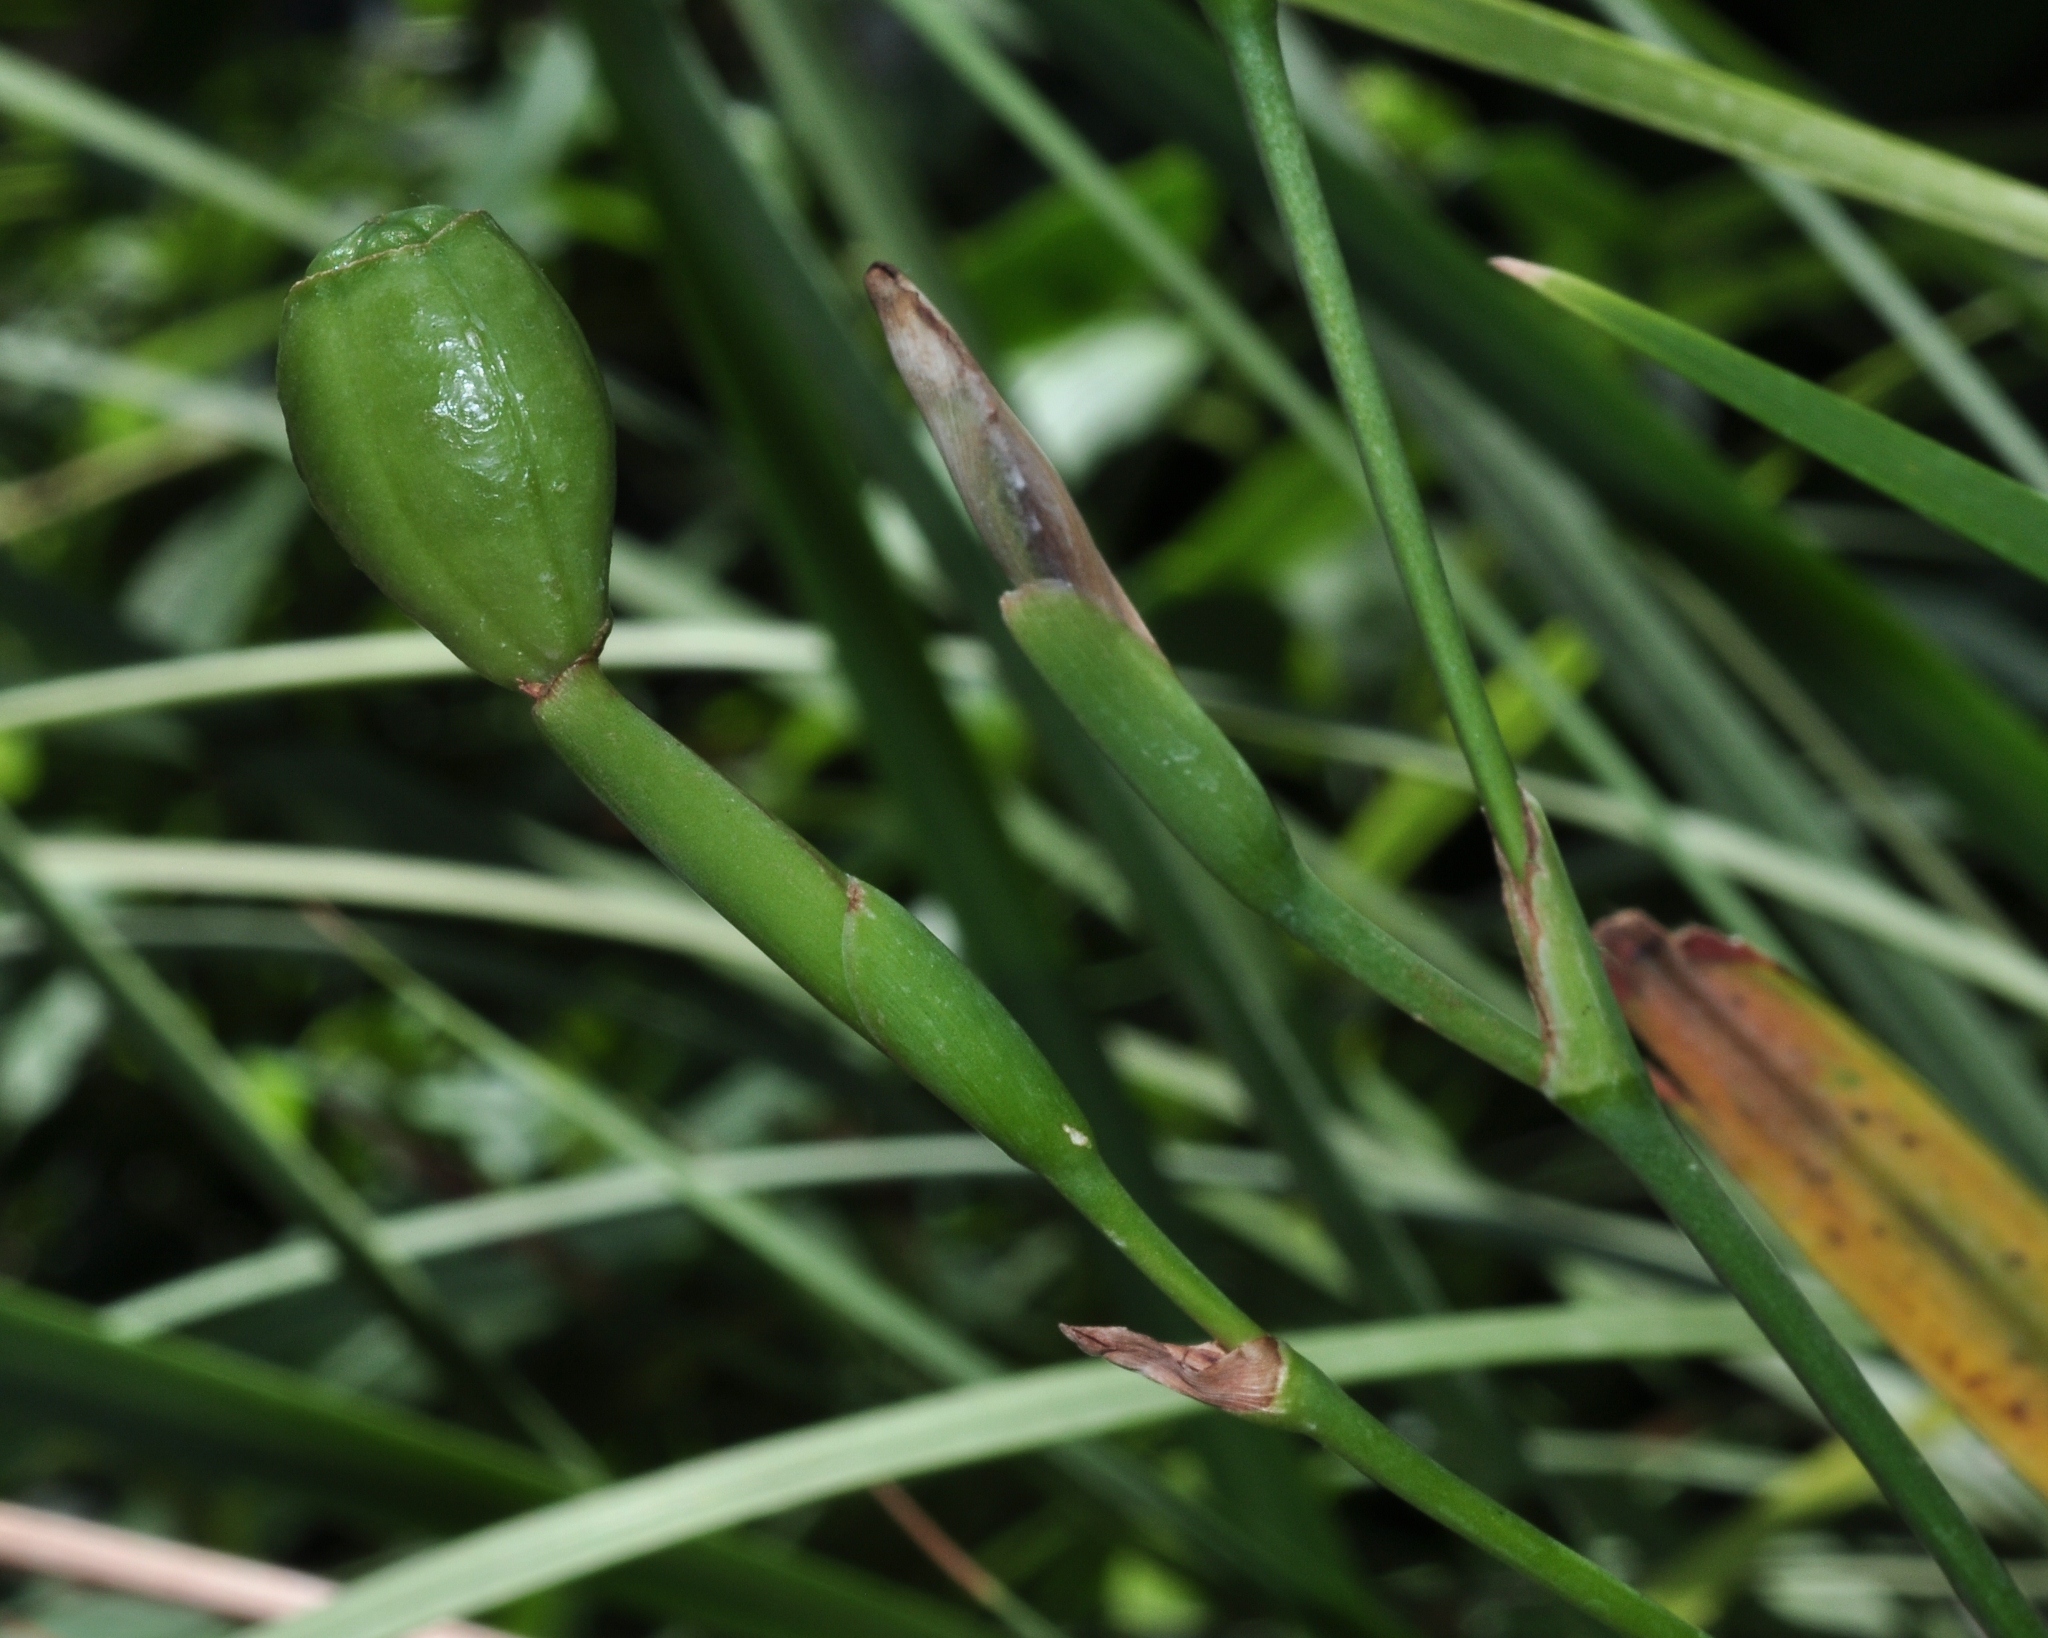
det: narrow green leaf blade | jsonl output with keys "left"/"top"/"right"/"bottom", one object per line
{"left": 0, "top": 1279, "right": 559, "bottom": 1519}
{"left": 0, "top": 1284, "right": 1000, "bottom": 1638}
{"left": 1291, "top": 0, "right": 2048, "bottom": 259}
{"left": 0, "top": 43, "right": 349, "bottom": 250}
{"left": 243, "top": 1297, "right": 1760, "bottom": 1638}
{"left": 1499, "top": 259, "right": 2048, "bottom": 584}
{"left": 1028, "top": 0, "right": 2048, "bottom": 904}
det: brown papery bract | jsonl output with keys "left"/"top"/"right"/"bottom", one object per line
{"left": 1060, "top": 1324, "right": 1285, "bottom": 1414}
{"left": 863, "top": 263, "right": 1157, "bottom": 650}
{"left": 1598, "top": 909, "right": 2048, "bottom": 1498}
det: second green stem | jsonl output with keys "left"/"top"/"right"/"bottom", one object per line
{"left": 1200, "top": 0, "right": 1525, "bottom": 870}
{"left": 1194, "top": 3, "right": 2038, "bottom": 1633}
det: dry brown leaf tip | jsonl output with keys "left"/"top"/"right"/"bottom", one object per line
{"left": 1060, "top": 1324, "right": 1285, "bottom": 1413}
{"left": 1595, "top": 908, "right": 1767, "bottom": 1000}
{"left": 864, "top": 262, "right": 1156, "bottom": 650}
{"left": 1592, "top": 909, "right": 1798, "bottom": 1114}
{"left": 863, "top": 263, "right": 987, "bottom": 430}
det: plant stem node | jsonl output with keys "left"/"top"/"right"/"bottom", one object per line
{"left": 518, "top": 619, "right": 613, "bottom": 703}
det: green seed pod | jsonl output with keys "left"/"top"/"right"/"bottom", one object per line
{"left": 840, "top": 876, "right": 1104, "bottom": 1191}
{"left": 278, "top": 205, "right": 613, "bottom": 691}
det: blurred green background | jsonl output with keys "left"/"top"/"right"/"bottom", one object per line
{"left": 1, "top": 2, "right": 2047, "bottom": 1637}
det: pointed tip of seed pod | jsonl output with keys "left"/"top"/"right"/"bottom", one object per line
{"left": 1490, "top": 255, "right": 1553, "bottom": 286}
{"left": 1060, "top": 1324, "right": 1284, "bottom": 1413}
{"left": 865, "top": 260, "right": 1158, "bottom": 652}
{"left": 304, "top": 203, "right": 470, "bottom": 277}
{"left": 864, "top": 261, "right": 973, "bottom": 414}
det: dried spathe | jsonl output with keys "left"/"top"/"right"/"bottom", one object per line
{"left": 1061, "top": 1325, "right": 1286, "bottom": 1414}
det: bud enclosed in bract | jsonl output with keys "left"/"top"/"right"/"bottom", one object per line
{"left": 279, "top": 206, "right": 614, "bottom": 691}
{"left": 864, "top": 262, "right": 1154, "bottom": 649}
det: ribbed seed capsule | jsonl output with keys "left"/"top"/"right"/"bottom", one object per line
{"left": 278, "top": 206, "right": 614, "bottom": 692}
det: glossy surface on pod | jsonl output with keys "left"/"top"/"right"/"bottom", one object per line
{"left": 279, "top": 206, "right": 613, "bottom": 691}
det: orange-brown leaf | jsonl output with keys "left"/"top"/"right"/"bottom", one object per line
{"left": 1598, "top": 909, "right": 2048, "bottom": 1497}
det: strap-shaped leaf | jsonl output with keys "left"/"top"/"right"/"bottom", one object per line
{"left": 1294, "top": 0, "right": 2048, "bottom": 259}
{"left": 1501, "top": 259, "right": 2048, "bottom": 585}
{"left": 1601, "top": 913, "right": 2048, "bottom": 1498}
{"left": 238, "top": 1295, "right": 1759, "bottom": 1638}
{"left": 0, "top": 1284, "right": 999, "bottom": 1638}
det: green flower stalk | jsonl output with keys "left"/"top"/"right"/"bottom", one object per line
{"left": 866, "top": 5, "right": 2041, "bottom": 1625}
{"left": 1185, "top": 0, "right": 2035, "bottom": 1624}
{"left": 841, "top": 878, "right": 1249, "bottom": 1340}
{"left": 870, "top": 264, "right": 1542, "bottom": 1087}
{"left": 281, "top": 207, "right": 1708, "bottom": 1638}
{"left": 864, "top": 252, "right": 2041, "bottom": 1638}
{"left": 278, "top": 204, "right": 1241, "bottom": 1331}
{"left": 844, "top": 821, "right": 1705, "bottom": 1638}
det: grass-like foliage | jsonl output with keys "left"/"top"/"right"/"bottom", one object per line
{"left": 3, "top": 3, "right": 2048, "bottom": 1638}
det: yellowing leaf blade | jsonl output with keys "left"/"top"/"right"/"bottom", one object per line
{"left": 1599, "top": 910, "right": 2048, "bottom": 1496}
